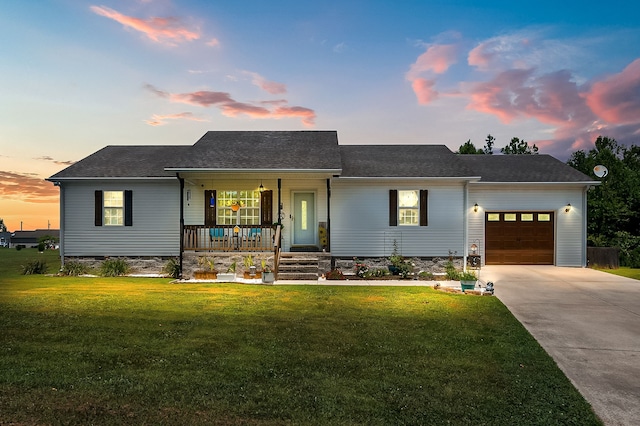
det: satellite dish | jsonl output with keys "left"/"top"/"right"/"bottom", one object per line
{"left": 594, "top": 165, "right": 608, "bottom": 178}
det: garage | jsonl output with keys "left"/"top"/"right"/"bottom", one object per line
{"left": 485, "top": 212, "right": 554, "bottom": 265}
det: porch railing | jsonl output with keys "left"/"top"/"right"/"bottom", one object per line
{"left": 183, "top": 225, "right": 275, "bottom": 252}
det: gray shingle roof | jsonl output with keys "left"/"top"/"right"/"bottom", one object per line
{"left": 48, "top": 145, "right": 188, "bottom": 179}
{"left": 48, "top": 131, "right": 595, "bottom": 183}
{"left": 458, "top": 154, "right": 594, "bottom": 182}
{"left": 167, "top": 130, "right": 342, "bottom": 171}
{"left": 339, "top": 145, "right": 477, "bottom": 177}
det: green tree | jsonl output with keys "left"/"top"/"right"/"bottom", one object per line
{"left": 456, "top": 139, "right": 483, "bottom": 154}
{"left": 0, "top": 218, "right": 6, "bottom": 232}
{"left": 483, "top": 134, "right": 495, "bottom": 155}
{"left": 567, "top": 136, "right": 640, "bottom": 266}
{"left": 501, "top": 137, "right": 539, "bottom": 154}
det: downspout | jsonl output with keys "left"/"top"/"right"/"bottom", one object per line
{"left": 326, "top": 178, "right": 331, "bottom": 252}
{"left": 178, "top": 173, "right": 184, "bottom": 278}
{"left": 56, "top": 181, "right": 64, "bottom": 269}
{"left": 463, "top": 180, "right": 469, "bottom": 272}
{"left": 277, "top": 178, "right": 282, "bottom": 224}
{"left": 583, "top": 185, "right": 589, "bottom": 267}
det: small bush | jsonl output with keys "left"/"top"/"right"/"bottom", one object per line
{"left": 15, "top": 245, "right": 25, "bottom": 251}
{"left": 325, "top": 269, "right": 346, "bottom": 280}
{"left": 445, "top": 260, "right": 460, "bottom": 280}
{"left": 100, "top": 258, "right": 130, "bottom": 277}
{"left": 22, "top": 259, "right": 48, "bottom": 275}
{"left": 37, "top": 242, "right": 46, "bottom": 252}
{"left": 163, "top": 258, "right": 181, "bottom": 278}
{"left": 368, "top": 268, "right": 390, "bottom": 278}
{"left": 61, "top": 261, "right": 89, "bottom": 276}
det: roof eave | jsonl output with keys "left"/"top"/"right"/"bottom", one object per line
{"left": 46, "top": 176, "right": 177, "bottom": 182}
{"left": 165, "top": 167, "right": 343, "bottom": 174}
{"left": 469, "top": 180, "right": 601, "bottom": 185}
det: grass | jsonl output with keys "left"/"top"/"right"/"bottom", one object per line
{"left": 595, "top": 266, "right": 640, "bottom": 280}
{"left": 0, "top": 249, "right": 602, "bottom": 425}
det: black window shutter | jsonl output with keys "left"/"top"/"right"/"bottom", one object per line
{"left": 420, "top": 190, "right": 428, "bottom": 226}
{"left": 94, "top": 190, "right": 103, "bottom": 226}
{"left": 124, "top": 190, "right": 133, "bottom": 226}
{"left": 204, "top": 190, "right": 216, "bottom": 227}
{"left": 389, "top": 189, "right": 398, "bottom": 226}
{"left": 261, "top": 190, "right": 273, "bottom": 225}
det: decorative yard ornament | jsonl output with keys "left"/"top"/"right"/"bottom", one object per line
{"left": 485, "top": 282, "right": 494, "bottom": 294}
{"left": 593, "top": 165, "right": 608, "bottom": 178}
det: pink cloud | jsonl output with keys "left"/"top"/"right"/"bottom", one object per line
{"left": 467, "top": 68, "right": 595, "bottom": 129}
{"left": 145, "top": 84, "right": 316, "bottom": 127}
{"left": 273, "top": 106, "right": 316, "bottom": 127}
{"left": 206, "top": 38, "right": 220, "bottom": 47}
{"left": 585, "top": 58, "right": 640, "bottom": 124}
{"left": 244, "top": 71, "right": 287, "bottom": 95}
{"left": 90, "top": 5, "right": 200, "bottom": 45}
{"left": 412, "top": 78, "right": 439, "bottom": 105}
{"left": 0, "top": 171, "right": 59, "bottom": 203}
{"left": 406, "top": 44, "right": 458, "bottom": 80}
{"left": 145, "top": 112, "right": 209, "bottom": 126}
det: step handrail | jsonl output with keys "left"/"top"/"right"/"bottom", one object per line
{"left": 273, "top": 225, "right": 282, "bottom": 279}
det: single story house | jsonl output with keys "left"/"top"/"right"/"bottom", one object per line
{"left": 9, "top": 229, "right": 60, "bottom": 249}
{"left": 47, "top": 131, "right": 597, "bottom": 277}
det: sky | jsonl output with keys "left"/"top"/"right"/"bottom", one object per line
{"left": 1, "top": 0, "right": 639, "bottom": 232}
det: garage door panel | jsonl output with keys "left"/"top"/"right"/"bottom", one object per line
{"left": 485, "top": 212, "right": 554, "bottom": 265}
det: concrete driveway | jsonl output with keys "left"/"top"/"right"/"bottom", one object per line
{"left": 481, "top": 265, "right": 640, "bottom": 426}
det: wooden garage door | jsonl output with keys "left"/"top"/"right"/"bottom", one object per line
{"left": 485, "top": 212, "right": 554, "bottom": 265}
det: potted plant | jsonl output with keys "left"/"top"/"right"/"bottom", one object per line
{"left": 218, "top": 261, "right": 236, "bottom": 281}
{"left": 459, "top": 270, "right": 478, "bottom": 292}
{"left": 243, "top": 254, "right": 260, "bottom": 278}
{"left": 261, "top": 259, "right": 275, "bottom": 284}
{"left": 194, "top": 256, "right": 218, "bottom": 280}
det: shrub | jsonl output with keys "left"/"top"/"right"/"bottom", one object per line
{"left": 163, "top": 258, "right": 181, "bottom": 278}
{"left": 37, "top": 242, "right": 46, "bottom": 252}
{"left": 61, "top": 260, "right": 89, "bottom": 276}
{"left": 368, "top": 268, "right": 390, "bottom": 278}
{"left": 353, "top": 257, "right": 369, "bottom": 278}
{"left": 100, "top": 258, "right": 129, "bottom": 277}
{"left": 325, "top": 269, "right": 345, "bottom": 280}
{"left": 22, "top": 259, "right": 48, "bottom": 275}
{"left": 15, "top": 245, "right": 24, "bottom": 251}
{"left": 445, "top": 260, "right": 460, "bottom": 280}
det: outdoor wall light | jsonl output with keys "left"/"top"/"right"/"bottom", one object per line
{"left": 473, "top": 203, "right": 479, "bottom": 213}
{"left": 470, "top": 243, "right": 478, "bottom": 254}
{"left": 259, "top": 180, "right": 265, "bottom": 193}
{"left": 565, "top": 203, "right": 571, "bottom": 213}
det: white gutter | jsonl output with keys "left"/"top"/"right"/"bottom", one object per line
{"left": 164, "top": 168, "right": 343, "bottom": 174}
{"left": 469, "top": 181, "right": 601, "bottom": 186}
{"left": 463, "top": 180, "right": 469, "bottom": 272}
{"left": 46, "top": 177, "right": 177, "bottom": 181}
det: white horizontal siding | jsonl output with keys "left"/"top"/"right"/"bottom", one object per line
{"left": 330, "top": 180, "right": 465, "bottom": 257}
{"left": 62, "top": 180, "right": 181, "bottom": 257}
{"left": 468, "top": 185, "right": 586, "bottom": 266}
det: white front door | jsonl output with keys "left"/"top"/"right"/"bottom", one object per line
{"left": 292, "top": 192, "right": 316, "bottom": 246}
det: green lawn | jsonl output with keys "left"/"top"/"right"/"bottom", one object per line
{"left": 595, "top": 266, "right": 640, "bottom": 280}
{"left": 0, "top": 249, "right": 601, "bottom": 425}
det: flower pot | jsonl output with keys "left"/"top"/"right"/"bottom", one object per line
{"left": 217, "top": 273, "right": 236, "bottom": 282}
{"left": 460, "top": 280, "right": 477, "bottom": 292}
{"left": 262, "top": 272, "right": 275, "bottom": 284}
{"left": 243, "top": 271, "right": 262, "bottom": 279}
{"left": 194, "top": 270, "right": 218, "bottom": 280}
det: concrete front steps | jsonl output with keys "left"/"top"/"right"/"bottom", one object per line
{"left": 276, "top": 252, "right": 331, "bottom": 280}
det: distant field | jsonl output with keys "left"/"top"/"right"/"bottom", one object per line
{"left": 0, "top": 248, "right": 602, "bottom": 425}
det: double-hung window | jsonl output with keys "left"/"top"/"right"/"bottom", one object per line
{"left": 389, "top": 189, "right": 428, "bottom": 227}
{"left": 94, "top": 190, "right": 133, "bottom": 227}
{"left": 104, "top": 191, "right": 124, "bottom": 226}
